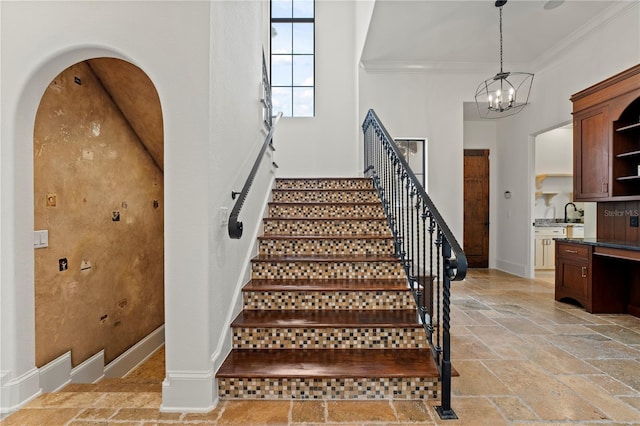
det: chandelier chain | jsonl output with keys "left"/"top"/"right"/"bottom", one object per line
{"left": 499, "top": 5, "right": 503, "bottom": 74}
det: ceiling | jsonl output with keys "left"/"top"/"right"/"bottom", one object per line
{"left": 361, "top": 0, "right": 626, "bottom": 74}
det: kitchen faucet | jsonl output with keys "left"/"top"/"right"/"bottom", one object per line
{"left": 564, "top": 202, "right": 577, "bottom": 223}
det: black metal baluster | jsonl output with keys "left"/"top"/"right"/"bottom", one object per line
{"left": 361, "top": 110, "right": 465, "bottom": 420}
{"left": 421, "top": 203, "right": 428, "bottom": 325}
{"left": 436, "top": 238, "right": 457, "bottom": 420}
{"left": 408, "top": 184, "right": 416, "bottom": 281}
{"left": 415, "top": 189, "right": 420, "bottom": 288}
{"left": 428, "top": 212, "right": 435, "bottom": 348}
{"left": 435, "top": 227, "right": 442, "bottom": 362}
{"left": 393, "top": 158, "right": 403, "bottom": 259}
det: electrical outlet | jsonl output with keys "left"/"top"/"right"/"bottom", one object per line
{"left": 631, "top": 216, "right": 639, "bottom": 228}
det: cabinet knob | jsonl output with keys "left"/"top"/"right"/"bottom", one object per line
{"left": 581, "top": 266, "right": 587, "bottom": 278}
{"left": 565, "top": 249, "right": 578, "bottom": 254}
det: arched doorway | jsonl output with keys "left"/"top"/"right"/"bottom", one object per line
{"left": 33, "top": 58, "right": 164, "bottom": 382}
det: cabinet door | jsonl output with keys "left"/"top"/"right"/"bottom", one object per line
{"left": 574, "top": 106, "right": 610, "bottom": 200}
{"left": 534, "top": 238, "right": 544, "bottom": 268}
{"left": 556, "top": 258, "right": 590, "bottom": 309}
{"left": 545, "top": 238, "right": 556, "bottom": 268}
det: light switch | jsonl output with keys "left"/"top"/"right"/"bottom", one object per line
{"left": 219, "top": 207, "right": 229, "bottom": 226}
{"left": 34, "top": 230, "right": 48, "bottom": 249}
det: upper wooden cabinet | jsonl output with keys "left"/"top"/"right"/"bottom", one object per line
{"left": 573, "top": 105, "right": 610, "bottom": 200}
{"left": 571, "top": 64, "right": 640, "bottom": 202}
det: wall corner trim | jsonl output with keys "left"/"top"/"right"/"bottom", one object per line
{"left": 104, "top": 325, "right": 165, "bottom": 378}
{"left": 160, "top": 369, "right": 216, "bottom": 413}
{"left": 0, "top": 368, "right": 41, "bottom": 416}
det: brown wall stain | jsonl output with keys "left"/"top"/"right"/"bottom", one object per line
{"left": 88, "top": 58, "right": 164, "bottom": 170}
{"left": 33, "top": 60, "right": 164, "bottom": 367}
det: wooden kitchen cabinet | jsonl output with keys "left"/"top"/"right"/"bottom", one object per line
{"left": 612, "top": 97, "right": 640, "bottom": 197}
{"left": 555, "top": 241, "right": 592, "bottom": 311}
{"left": 573, "top": 105, "right": 610, "bottom": 200}
{"left": 571, "top": 64, "right": 640, "bottom": 202}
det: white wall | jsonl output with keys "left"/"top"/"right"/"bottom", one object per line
{"left": 535, "top": 127, "right": 573, "bottom": 175}
{"left": 360, "top": 2, "right": 639, "bottom": 277}
{"left": 275, "top": 0, "right": 360, "bottom": 177}
{"left": 495, "top": 2, "right": 639, "bottom": 277}
{"left": 463, "top": 120, "right": 498, "bottom": 268}
{"left": 1, "top": 0, "right": 269, "bottom": 414}
{"left": 359, "top": 71, "right": 486, "bottom": 243}
{"left": 206, "top": 0, "right": 275, "bottom": 403}
{"left": 534, "top": 127, "right": 573, "bottom": 220}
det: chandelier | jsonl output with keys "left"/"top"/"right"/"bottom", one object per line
{"left": 475, "top": 0, "right": 534, "bottom": 119}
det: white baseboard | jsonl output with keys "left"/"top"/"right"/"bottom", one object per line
{"left": 0, "top": 368, "right": 41, "bottom": 416}
{"left": 160, "top": 370, "right": 217, "bottom": 413}
{"left": 105, "top": 325, "right": 165, "bottom": 378}
{"left": 39, "top": 352, "right": 71, "bottom": 393}
{"left": 495, "top": 259, "right": 528, "bottom": 277}
{"left": 71, "top": 350, "right": 105, "bottom": 384}
{"left": 35, "top": 325, "right": 165, "bottom": 396}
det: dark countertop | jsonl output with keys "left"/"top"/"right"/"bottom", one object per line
{"left": 534, "top": 219, "right": 584, "bottom": 228}
{"left": 556, "top": 238, "right": 640, "bottom": 252}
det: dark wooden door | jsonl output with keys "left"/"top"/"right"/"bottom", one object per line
{"left": 464, "top": 149, "right": 490, "bottom": 268}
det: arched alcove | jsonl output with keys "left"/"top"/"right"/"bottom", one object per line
{"left": 32, "top": 57, "right": 164, "bottom": 374}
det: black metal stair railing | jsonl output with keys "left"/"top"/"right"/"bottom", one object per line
{"left": 362, "top": 109, "right": 467, "bottom": 420}
{"left": 228, "top": 51, "right": 281, "bottom": 239}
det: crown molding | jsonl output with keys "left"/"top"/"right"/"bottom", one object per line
{"left": 359, "top": 59, "right": 532, "bottom": 75}
{"left": 360, "top": 1, "right": 638, "bottom": 75}
{"left": 533, "top": 1, "right": 639, "bottom": 71}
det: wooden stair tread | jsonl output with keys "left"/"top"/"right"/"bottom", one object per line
{"left": 257, "top": 235, "right": 393, "bottom": 241}
{"left": 216, "top": 349, "right": 439, "bottom": 379}
{"left": 253, "top": 254, "right": 400, "bottom": 262}
{"left": 264, "top": 217, "right": 388, "bottom": 222}
{"left": 272, "top": 188, "right": 377, "bottom": 193}
{"left": 243, "top": 278, "right": 410, "bottom": 291}
{"left": 276, "top": 177, "right": 372, "bottom": 182}
{"left": 269, "top": 202, "right": 382, "bottom": 206}
{"left": 231, "top": 309, "right": 420, "bottom": 328}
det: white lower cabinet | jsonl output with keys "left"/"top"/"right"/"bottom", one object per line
{"left": 534, "top": 226, "right": 566, "bottom": 270}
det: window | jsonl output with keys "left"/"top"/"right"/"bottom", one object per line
{"left": 271, "top": 0, "right": 314, "bottom": 117}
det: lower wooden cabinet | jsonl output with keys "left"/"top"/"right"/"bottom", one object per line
{"left": 555, "top": 241, "right": 592, "bottom": 311}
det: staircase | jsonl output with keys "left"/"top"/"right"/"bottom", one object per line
{"left": 216, "top": 178, "right": 441, "bottom": 400}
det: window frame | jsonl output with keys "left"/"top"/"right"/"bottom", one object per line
{"left": 270, "top": 0, "right": 315, "bottom": 118}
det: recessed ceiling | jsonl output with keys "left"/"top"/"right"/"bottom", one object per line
{"left": 361, "top": 0, "right": 622, "bottom": 73}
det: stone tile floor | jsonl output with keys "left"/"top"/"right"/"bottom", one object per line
{"left": 3, "top": 269, "right": 640, "bottom": 425}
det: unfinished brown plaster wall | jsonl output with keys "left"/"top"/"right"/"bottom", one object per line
{"left": 34, "top": 60, "right": 164, "bottom": 367}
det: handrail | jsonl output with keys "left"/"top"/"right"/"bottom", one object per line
{"left": 363, "top": 109, "right": 467, "bottom": 281}
{"left": 228, "top": 112, "right": 282, "bottom": 239}
{"left": 362, "top": 109, "right": 467, "bottom": 420}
